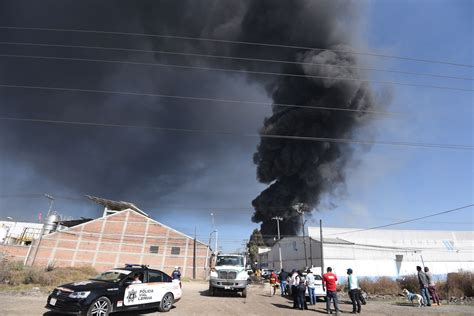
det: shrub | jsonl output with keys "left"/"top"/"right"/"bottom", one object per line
{"left": 445, "top": 271, "right": 473, "bottom": 298}
{"left": 0, "top": 260, "right": 98, "bottom": 287}
{"left": 397, "top": 274, "right": 419, "bottom": 293}
{"left": 359, "top": 277, "right": 399, "bottom": 295}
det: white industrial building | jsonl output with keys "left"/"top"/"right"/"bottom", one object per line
{"left": 0, "top": 221, "right": 43, "bottom": 245}
{"left": 262, "top": 227, "right": 474, "bottom": 278}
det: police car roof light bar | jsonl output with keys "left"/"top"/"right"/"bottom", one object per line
{"left": 124, "top": 263, "right": 148, "bottom": 268}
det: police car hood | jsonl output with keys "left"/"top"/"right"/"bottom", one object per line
{"left": 58, "top": 279, "right": 117, "bottom": 292}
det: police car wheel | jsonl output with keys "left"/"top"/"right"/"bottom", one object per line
{"left": 158, "top": 292, "right": 174, "bottom": 312}
{"left": 87, "top": 296, "right": 111, "bottom": 316}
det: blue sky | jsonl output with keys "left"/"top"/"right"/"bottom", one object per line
{"left": 0, "top": 0, "right": 472, "bottom": 253}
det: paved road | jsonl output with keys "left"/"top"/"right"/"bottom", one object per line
{"left": 1, "top": 281, "right": 472, "bottom": 315}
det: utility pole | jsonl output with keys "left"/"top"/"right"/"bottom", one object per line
{"left": 193, "top": 226, "right": 196, "bottom": 280}
{"left": 320, "top": 219, "right": 324, "bottom": 277}
{"left": 294, "top": 203, "right": 308, "bottom": 267}
{"left": 30, "top": 194, "right": 55, "bottom": 266}
{"left": 272, "top": 216, "right": 283, "bottom": 271}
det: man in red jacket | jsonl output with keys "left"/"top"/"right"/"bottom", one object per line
{"left": 323, "top": 267, "right": 340, "bottom": 314}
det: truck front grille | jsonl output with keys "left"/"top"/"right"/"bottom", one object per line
{"left": 218, "top": 270, "right": 237, "bottom": 279}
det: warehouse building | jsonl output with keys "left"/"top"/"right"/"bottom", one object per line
{"left": 0, "top": 196, "right": 210, "bottom": 278}
{"left": 262, "top": 227, "right": 474, "bottom": 278}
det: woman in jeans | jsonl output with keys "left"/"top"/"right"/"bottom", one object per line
{"left": 306, "top": 269, "right": 317, "bottom": 305}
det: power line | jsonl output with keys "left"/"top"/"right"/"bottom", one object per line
{"left": 1, "top": 41, "right": 472, "bottom": 81}
{"left": 325, "top": 204, "right": 474, "bottom": 236}
{"left": 0, "top": 83, "right": 401, "bottom": 117}
{"left": 1, "top": 53, "right": 472, "bottom": 92}
{"left": 0, "top": 26, "right": 472, "bottom": 68}
{"left": 0, "top": 116, "right": 473, "bottom": 151}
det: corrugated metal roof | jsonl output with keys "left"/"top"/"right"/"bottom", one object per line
{"left": 86, "top": 195, "right": 148, "bottom": 217}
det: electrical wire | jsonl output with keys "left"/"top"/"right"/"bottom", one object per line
{"left": 0, "top": 41, "right": 472, "bottom": 81}
{"left": 0, "top": 83, "right": 401, "bottom": 117}
{"left": 1, "top": 53, "right": 472, "bottom": 92}
{"left": 0, "top": 26, "right": 472, "bottom": 68}
{"left": 325, "top": 204, "right": 474, "bottom": 236}
{"left": 0, "top": 116, "right": 473, "bottom": 150}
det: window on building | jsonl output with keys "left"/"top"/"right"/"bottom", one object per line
{"left": 171, "top": 247, "right": 180, "bottom": 255}
{"left": 149, "top": 246, "right": 159, "bottom": 254}
{"left": 148, "top": 271, "right": 171, "bottom": 283}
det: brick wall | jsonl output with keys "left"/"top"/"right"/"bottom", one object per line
{"left": 23, "top": 210, "right": 209, "bottom": 278}
{"left": 0, "top": 244, "right": 30, "bottom": 263}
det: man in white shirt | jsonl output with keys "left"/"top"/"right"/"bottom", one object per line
{"left": 347, "top": 268, "right": 361, "bottom": 314}
{"left": 306, "top": 269, "right": 317, "bottom": 305}
{"left": 290, "top": 269, "right": 299, "bottom": 308}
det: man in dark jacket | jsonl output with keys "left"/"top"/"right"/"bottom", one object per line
{"left": 416, "top": 266, "right": 431, "bottom": 306}
{"left": 279, "top": 269, "right": 288, "bottom": 296}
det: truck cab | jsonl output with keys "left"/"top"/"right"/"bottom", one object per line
{"left": 209, "top": 254, "right": 249, "bottom": 297}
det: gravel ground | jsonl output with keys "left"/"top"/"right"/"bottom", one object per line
{"left": 1, "top": 281, "right": 473, "bottom": 315}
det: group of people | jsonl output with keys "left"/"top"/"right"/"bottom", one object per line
{"left": 417, "top": 265, "right": 441, "bottom": 306}
{"left": 271, "top": 267, "right": 362, "bottom": 314}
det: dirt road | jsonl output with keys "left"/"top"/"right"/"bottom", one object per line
{"left": 1, "top": 281, "right": 472, "bottom": 315}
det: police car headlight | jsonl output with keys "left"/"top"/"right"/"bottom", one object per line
{"left": 210, "top": 271, "right": 218, "bottom": 278}
{"left": 68, "top": 291, "right": 91, "bottom": 299}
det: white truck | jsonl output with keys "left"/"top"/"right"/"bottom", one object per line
{"left": 209, "top": 254, "right": 249, "bottom": 297}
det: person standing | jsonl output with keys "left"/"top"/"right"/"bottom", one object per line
{"left": 347, "top": 268, "right": 361, "bottom": 314}
{"left": 172, "top": 266, "right": 181, "bottom": 280}
{"left": 323, "top": 267, "right": 340, "bottom": 314}
{"left": 296, "top": 271, "right": 308, "bottom": 310}
{"left": 424, "top": 267, "right": 441, "bottom": 305}
{"left": 306, "top": 269, "right": 317, "bottom": 305}
{"left": 269, "top": 271, "right": 278, "bottom": 296}
{"left": 417, "top": 266, "right": 431, "bottom": 306}
{"left": 279, "top": 269, "right": 288, "bottom": 296}
{"left": 290, "top": 269, "right": 299, "bottom": 309}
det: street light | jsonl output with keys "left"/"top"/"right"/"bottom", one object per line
{"left": 272, "top": 216, "right": 283, "bottom": 270}
{"left": 204, "top": 230, "right": 218, "bottom": 279}
{"left": 44, "top": 194, "right": 55, "bottom": 217}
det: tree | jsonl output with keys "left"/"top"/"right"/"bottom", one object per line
{"left": 247, "top": 229, "right": 266, "bottom": 268}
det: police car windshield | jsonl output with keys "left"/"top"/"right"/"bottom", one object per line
{"left": 216, "top": 256, "right": 243, "bottom": 266}
{"left": 90, "top": 269, "right": 131, "bottom": 283}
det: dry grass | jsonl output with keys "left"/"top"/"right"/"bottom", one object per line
{"left": 0, "top": 260, "right": 97, "bottom": 288}
{"left": 437, "top": 270, "right": 473, "bottom": 299}
{"left": 359, "top": 277, "right": 400, "bottom": 295}
{"left": 359, "top": 271, "right": 474, "bottom": 298}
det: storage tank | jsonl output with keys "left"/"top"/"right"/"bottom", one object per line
{"left": 43, "top": 214, "right": 60, "bottom": 234}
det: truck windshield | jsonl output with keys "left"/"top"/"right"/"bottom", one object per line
{"left": 216, "top": 256, "right": 244, "bottom": 266}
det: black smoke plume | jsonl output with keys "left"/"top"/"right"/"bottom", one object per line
{"left": 252, "top": 49, "right": 374, "bottom": 237}
{"left": 0, "top": 0, "right": 373, "bottom": 228}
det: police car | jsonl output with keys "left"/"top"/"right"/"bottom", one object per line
{"left": 46, "top": 264, "right": 182, "bottom": 315}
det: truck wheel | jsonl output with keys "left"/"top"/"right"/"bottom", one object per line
{"left": 158, "top": 292, "right": 174, "bottom": 312}
{"left": 209, "top": 285, "right": 215, "bottom": 296}
{"left": 242, "top": 287, "right": 247, "bottom": 298}
{"left": 87, "top": 296, "right": 111, "bottom": 316}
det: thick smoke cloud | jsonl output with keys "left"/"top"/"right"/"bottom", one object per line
{"left": 0, "top": 0, "right": 372, "bottom": 231}
{"left": 139, "top": 0, "right": 374, "bottom": 236}
{"left": 252, "top": 48, "right": 374, "bottom": 237}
